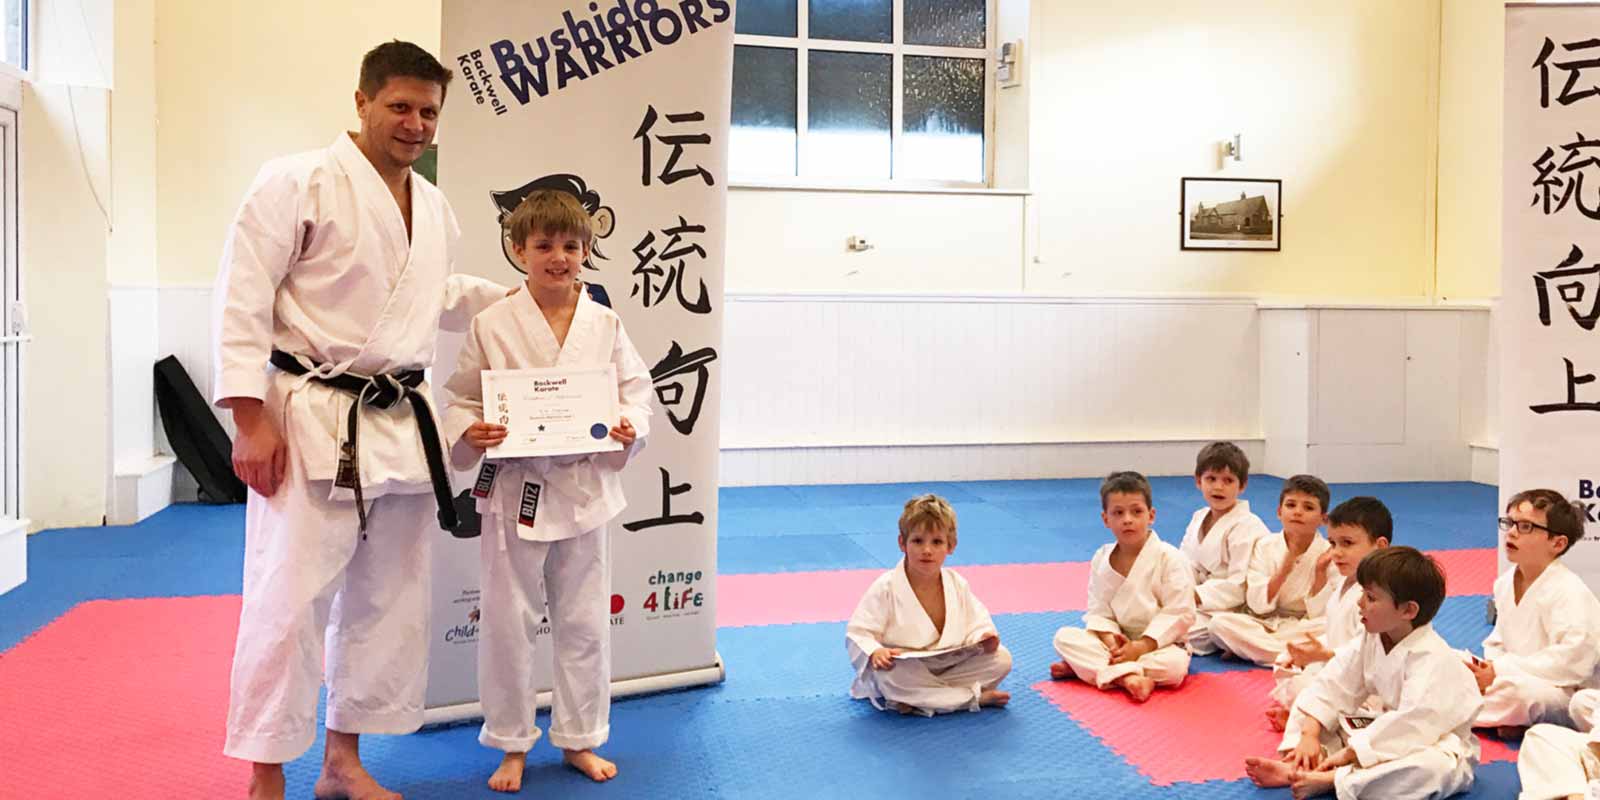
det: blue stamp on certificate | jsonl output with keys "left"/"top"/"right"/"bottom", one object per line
{"left": 590, "top": 423, "right": 609, "bottom": 439}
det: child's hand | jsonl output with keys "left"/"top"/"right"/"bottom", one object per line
{"left": 1314, "top": 747, "right": 1356, "bottom": 772}
{"left": 1286, "top": 733, "right": 1323, "bottom": 771}
{"left": 464, "top": 421, "right": 508, "bottom": 450}
{"left": 1286, "top": 636, "right": 1332, "bottom": 669}
{"left": 980, "top": 633, "right": 1000, "bottom": 654}
{"left": 1466, "top": 656, "right": 1495, "bottom": 694}
{"left": 1097, "top": 631, "right": 1129, "bottom": 653}
{"left": 1314, "top": 549, "right": 1335, "bottom": 575}
{"left": 870, "top": 648, "right": 902, "bottom": 670}
{"left": 609, "top": 416, "right": 636, "bottom": 447}
{"left": 1112, "top": 637, "right": 1156, "bottom": 664}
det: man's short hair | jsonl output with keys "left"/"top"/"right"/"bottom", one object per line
{"left": 1195, "top": 441, "right": 1250, "bottom": 486}
{"left": 359, "top": 40, "right": 453, "bottom": 99}
{"left": 1100, "top": 471, "right": 1152, "bottom": 511}
{"left": 1328, "top": 496, "right": 1394, "bottom": 543}
{"left": 1279, "top": 474, "right": 1331, "bottom": 514}
{"left": 899, "top": 494, "right": 958, "bottom": 546}
{"left": 1506, "top": 488, "right": 1586, "bottom": 557}
{"left": 1356, "top": 546, "right": 1446, "bottom": 626}
{"left": 503, "top": 190, "right": 596, "bottom": 251}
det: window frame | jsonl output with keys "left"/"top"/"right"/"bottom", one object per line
{"left": 0, "top": 0, "right": 27, "bottom": 80}
{"left": 733, "top": 0, "right": 998, "bottom": 190}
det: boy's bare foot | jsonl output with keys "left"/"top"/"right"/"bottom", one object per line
{"left": 1049, "top": 661, "right": 1074, "bottom": 680}
{"left": 1219, "top": 649, "right": 1238, "bottom": 661}
{"left": 979, "top": 689, "right": 1011, "bottom": 707}
{"left": 487, "top": 752, "right": 526, "bottom": 793}
{"left": 1119, "top": 674, "right": 1155, "bottom": 703}
{"left": 891, "top": 701, "right": 918, "bottom": 715}
{"left": 1291, "top": 770, "right": 1336, "bottom": 799}
{"left": 562, "top": 749, "right": 617, "bottom": 783}
{"left": 1496, "top": 725, "right": 1526, "bottom": 741}
{"left": 1265, "top": 704, "right": 1290, "bottom": 731}
{"left": 1244, "top": 756, "right": 1295, "bottom": 788}
{"left": 313, "top": 760, "right": 401, "bottom": 800}
{"left": 249, "top": 763, "right": 286, "bottom": 800}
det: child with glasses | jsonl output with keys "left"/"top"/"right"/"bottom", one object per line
{"left": 1465, "top": 488, "right": 1600, "bottom": 740}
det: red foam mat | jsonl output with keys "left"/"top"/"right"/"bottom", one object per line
{"left": 0, "top": 596, "right": 247, "bottom": 799}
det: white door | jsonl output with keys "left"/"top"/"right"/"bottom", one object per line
{"left": 0, "top": 103, "right": 22, "bottom": 523}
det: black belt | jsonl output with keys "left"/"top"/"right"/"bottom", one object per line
{"left": 270, "top": 350, "right": 459, "bottom": 534}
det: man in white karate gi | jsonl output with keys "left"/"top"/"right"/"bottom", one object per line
{"left": 213, "top": 41, "right": 506, "bottom": 800}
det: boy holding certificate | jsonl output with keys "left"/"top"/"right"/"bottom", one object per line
{"left": 443, "top": 190, "right": 653, "bottom": 793}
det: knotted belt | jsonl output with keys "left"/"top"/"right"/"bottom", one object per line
{"left": 270, "top": 350, "right": 459, "bottom": 534}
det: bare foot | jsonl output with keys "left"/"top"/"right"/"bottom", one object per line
{"left": 487, "top": 752, "right": 526, "bottom": 793}
{"left": 249, "top": 763, "right": 286, "bottom": 800}
{"left": 562, "top": 749, "right": 617, "bottom": 783}
{"left": 1291, "top": 770, "right": 1336, "bottom": 799}
{"left": 1120, "top": 675, "right": 1155, "bottom": 703}
{"left": 1265, "top": 704, "right": 1290, "bottom": 731}
{"left": 1049, "top": 661, "right": 1074, "bottom": 680}
{"left": 891, "top": 701, "right": 918, "bottom": 715}
{"left": 979, "top": 689, "right": 1011, "bottom": 708}
{"left": 314, "top": 759, "right": 401, "bottom": 800}
{"left": 1497, "top": 725, "right": 1526, "bottom": 741}
{"left": 1219, "top": 649, "right": 1238, "bottom": 661}
{"left": 1244, "top": 756, "right": 1295, "bottom": 788}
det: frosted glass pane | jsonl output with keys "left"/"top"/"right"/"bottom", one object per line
{"left": 809, "top": 0, "right": 891, "bottom": 44}
{"left": 905, "top": 0, "right": 986, "bottom": 48}
{"left": 901, "top": 56, "right": 985, "bottom": 182}
{"left": 807, "top": 51, "right": 891, "bottom": 180}
{"left": 731, "top": 46, "right": 798, "bottom": 178}
{"left": 736, "top": 0, "right": 797, "bottom": 37}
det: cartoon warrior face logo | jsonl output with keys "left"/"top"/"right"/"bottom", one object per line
{"left": 490, "top": 174, "right": 617, "bottom": 276}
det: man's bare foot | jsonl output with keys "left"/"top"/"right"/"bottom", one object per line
{"left": 1496, "top": 725, "right": 1526, "bottom": 740}
{"left": 1290, "top": 770, "right": 1336, "bottom": 799}
{"left": 1049, "top": 661, "right": 1074, "bottom": 680}
{"left": 1119, "top": 674, "right": 1155, "bottom": 703}
{"left": 249, "top": 763, "right": 286, "bottom": 800}
{"left": 562, "top": 749, "right": 617, "bottom": 783}
{"left": 487, "top": 753, "right": 526, "bottom": 794}
{"left": 979, "top": 689, "right": 1011, "bottom": 707}
{"left": 314, "top": 759, "right": 401, "bottom": 800}
{"left": 1244, "top": 756, "right": 1295, "bottom": 788}
{"left": 1265, "top": 704, "right": 1290, "bottom": 731}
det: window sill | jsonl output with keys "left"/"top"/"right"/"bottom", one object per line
{"left": 730, "top": 180, "right": 1029, "bottom": 197}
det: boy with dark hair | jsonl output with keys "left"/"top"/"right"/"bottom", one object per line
{"left": 1180, "top": 442, "right": 1271, "bottom": 655}
{"left": 1246, "top": 547, "right": 1481, "bottom": 799}
{"left": 1052, "top": 471, "right": 1197, "bottom": 703}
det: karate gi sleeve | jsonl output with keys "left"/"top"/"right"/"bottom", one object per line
{"left": 1244, "top": 536, "right": 1282, "bottom": 616}
{"left": 211, "top": 166, "right": 303, "bottom": 405}
{"left": 1304, "top": 563, "right": 1339, "bottom": 619}
{"left": 1347, "top": 654, "right": 1481, "bottom": 768}
{"left": 1293, "top": 639, "right": 1368, "bottom": 735}
{"left": 438, "top": 203, "right": 509, "bottom": 331}
{"left": 594, "top": 319, "right": 654, "bottom": 473}
{"left": 1493, "top": 589, "right": 1600, "bottom": 686}
{"left": 959, "top": 579, "right": 1000, "bottom": 646}
{"left": 1196, "top": 517, "right": 1262, "bottom": 611}
{"left": 442, "top": 320, "right": 490, "bottom": 471}
{"left": 1083, "top": 551, "right": 1121, "bottom": 637}
{"left": 1142, "top": 550, "right": 1198, "bottom": 648}
{"left": 845, "top": 581, "right": 891, "bottom": 659}
{"left": 1480, "top": 601, "right": 1507, "bottom": 661}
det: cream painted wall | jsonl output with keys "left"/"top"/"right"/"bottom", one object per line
{"left": 109, "top": 0, "right": 157, "bottom": 286}
{"left": 22, "top": 83, "right": 110, "bottom": 529}
{"left": 1435, "top": 0, "right": 1504, "bottom": 301}
{"left": 155, "top": 0, "right": 440, "bottom": 285}
{"left": 1026, "top": 0, "right": 1442, "bottom": 298}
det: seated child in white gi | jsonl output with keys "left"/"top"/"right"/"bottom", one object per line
{"left": 1519, "top": 681, "right": 1600, "bottom": 800}
{"left": 1206, "top": 475, "right": 1333, "bottom": 666}
{"left": 1266, "top": 497, "right": 1392, "bottom": 733}
{"left": 1180, "top": 442, "right": 1271, "bottom": 655}
{"left": 845, "top": 494, "right": 1013, "bottom": 715}
{"left": 1467, "top": 488, "right": 1600, "bottom": 739}
{"left": 443, "top": 190, "right": 653, "bottom": 793}
{"left": 1246, "top": 547, "right": 1483, "bottom": 800}
{"left": 1051, "top": 471, "right": 1197, "bottom": 703}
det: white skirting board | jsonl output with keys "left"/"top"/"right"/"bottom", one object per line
{"left": 421, "top": 657, "right": 726, "bottom": 728}
{"left": 0, "top": 517, "right": 27, "bottom": 596}
{"left": 109, "top": 454, "right": 176, "bottom": 525}
{"left": 1469, "top": 442, "right": 1499, "bottom": 486}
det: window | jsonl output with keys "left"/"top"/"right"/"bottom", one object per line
{"left": 732, "top": 0, "right": 994, "bottom": 186}
{"left": 1, "top": 0, "right": 23, "bottom": 72}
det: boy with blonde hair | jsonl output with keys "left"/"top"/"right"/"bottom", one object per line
{"left": 444, "top": 189, "right": 653, "bottom": 792}
{"left": 1181, "top": 442, "right": 1272, "bottom": 655}
{"left": 1469, "top": 488, "right": 1600, "bottom": 738}
{"left": 845, "top": 494, "right": 1012, "bottom": 716}
{"left": 1206, "top": 475, "right": 1333, "bottom": 666}
{"left": 1247, "top": 547, "right": 1482, "bottom": 799}
{"left": 1052, "top": 471, "right": 1197, "bottom": 703}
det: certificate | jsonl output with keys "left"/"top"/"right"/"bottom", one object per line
{"left": 482, "top": 364, "right": 623, "bottom": 459}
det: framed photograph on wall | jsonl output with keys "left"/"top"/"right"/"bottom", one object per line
{"left": 1180, "top": 177, "right": 1281, "bottom": 251}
